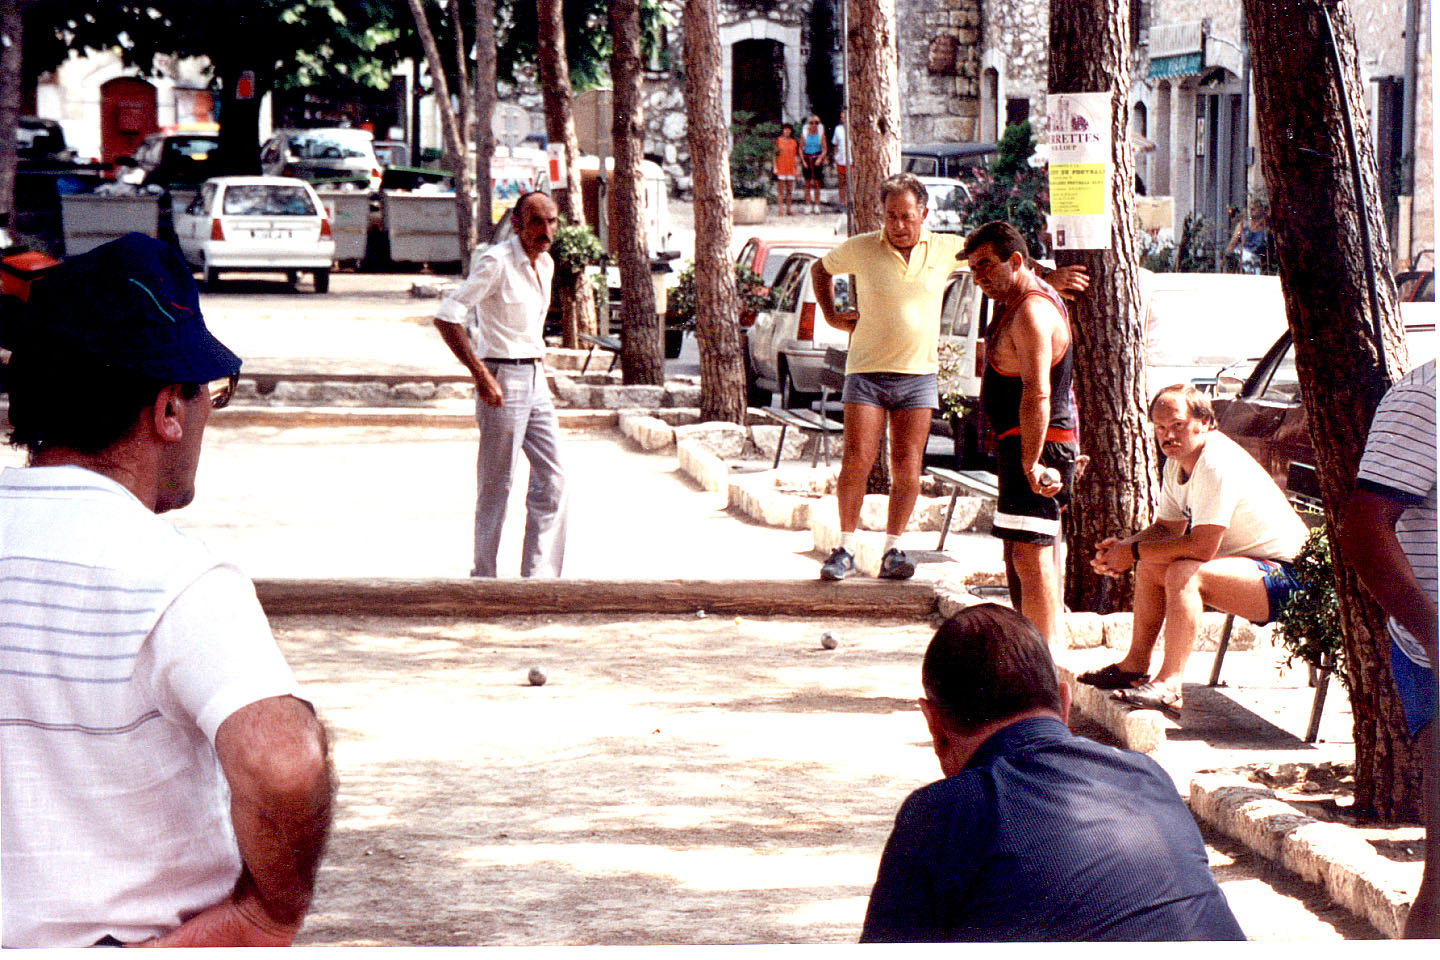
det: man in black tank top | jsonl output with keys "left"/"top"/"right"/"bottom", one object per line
{"left": 962, "top": 222, "right": 1080, "bottom": 646}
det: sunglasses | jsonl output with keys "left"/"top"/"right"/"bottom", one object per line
{"left": 207, "top": 374, "right": 239, "bottom": 410}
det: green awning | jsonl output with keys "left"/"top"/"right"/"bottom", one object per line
{"left": 1147, "top": 52, "right": 1203, "bottom": 80}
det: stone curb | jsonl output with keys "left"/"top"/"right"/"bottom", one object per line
{"left": 211, "top": 406, "right": 620, "bottom": 430}
{"left": 1189, "top": 772, "right": 1414, "bottom": 938}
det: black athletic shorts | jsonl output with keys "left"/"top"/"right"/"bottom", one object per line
{"left": 992, "top": 436, "right": 1078, "bottom": 545}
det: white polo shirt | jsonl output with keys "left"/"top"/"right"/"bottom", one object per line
{"left": 0, "top": 466, "right": 300, "bottom": 947}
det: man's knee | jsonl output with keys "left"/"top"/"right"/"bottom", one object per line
{"left": 1162, "top": 558, "right": 1205, "bottom": 593}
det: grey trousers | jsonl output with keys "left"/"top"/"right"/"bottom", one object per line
{"left": 472, "top": 360, "right": 567, "bottom": 577}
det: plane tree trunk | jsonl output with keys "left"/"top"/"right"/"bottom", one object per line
{"left": 683, "top": 0, "right": 747, "bottom": 423}
{"left": 1244, "top": 0, "right": 1419, "bottom": 821}
{"left": 609, "top": 0, "right": 663, "bottom": 385}
{"left": 1049, "top": 0, "right": 1155, "bottom": 614}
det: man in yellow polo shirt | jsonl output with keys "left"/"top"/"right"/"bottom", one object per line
{"left": 810, "top": 173, "right": 962, "bottom": 580}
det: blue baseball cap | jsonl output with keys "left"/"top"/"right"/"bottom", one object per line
{"left": 13, "top": 233, "right": 241, "bottom": 382}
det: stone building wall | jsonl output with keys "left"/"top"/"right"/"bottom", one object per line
{"left": 978, "top": 0, "right": 1051, "bottom": 139}
{"left": 897, "top": 1, "right": 983, "bottom": 144}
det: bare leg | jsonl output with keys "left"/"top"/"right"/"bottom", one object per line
{"left": 1011, "top": 540, "right": 1060, "bottom": 645}
{"left": 1117, "top": 557, "right": 1169, "bottom": 675}
{"left": 1152, "top": 556, "right": 1271, "bottom": 688}
{"left": 884, "top": 407, "right": 933, "bottom": 535}
{"left": 836, "top": 403, "right": 885, "bottom": 533}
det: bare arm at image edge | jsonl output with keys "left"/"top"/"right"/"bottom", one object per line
{"left": 135, "top": 696, "right": 334, "bottom": 948}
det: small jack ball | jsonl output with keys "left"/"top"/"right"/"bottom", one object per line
{"left": 820, "top": 631, "right": 839, "bottom": 650}
{"left": 528, "top": 665, "right": 548, "bottom": 686}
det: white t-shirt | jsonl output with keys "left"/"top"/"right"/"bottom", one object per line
{"left": 0, "top": 467, "right": 301, "bottom": 947}
{"left": 1156, "top": 431, "right": 1308, "bottom": 562}
{"left": 434, "top": 234, "right": 553, "bottom": 360}
{"left": 1356, "top": 359, "right": 1437, "bottom": 668}
{"left": 832, "top": 124, "right": 849, "bottom": 165}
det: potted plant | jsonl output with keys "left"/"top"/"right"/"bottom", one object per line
{"left": 1274, "top": 524, "right": 1347, "bottom": 686}
{"left": 550, "top": 221, "right": 604, "bottom": 349}
{"left": 730, "top": 112, "right": 779, "bottom": 224}
{"left": 668, "top": 259, "right": 777, "bottom": 345}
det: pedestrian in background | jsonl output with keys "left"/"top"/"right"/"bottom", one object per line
{"left": 773, "top": 122, "right": 799, "bottom": 217}
{"left": 801, "top": 114, "right": 827, "bottom": 213}
{"left": 831, "top": 108, "right": 850, "bottom": 206}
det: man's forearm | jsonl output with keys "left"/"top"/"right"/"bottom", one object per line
{"left": 1017, "top": 386, "right": 1050, "bottom": 472}
{"left": 220, "top": 697, "right": 335, "bottom": 929}
{"left": 434, "top": 318, "right": 484, "bottom": 378}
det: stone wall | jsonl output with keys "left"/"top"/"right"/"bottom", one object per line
{"left": 898, "top": 1, "right": 983, "bottom": 144}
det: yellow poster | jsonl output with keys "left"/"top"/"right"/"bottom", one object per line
{"left": 1046, "top": 92, "right": 1113, "bottom": 250}
{"left": 1049, "top": 164, "right": 1107, "bottom": 216}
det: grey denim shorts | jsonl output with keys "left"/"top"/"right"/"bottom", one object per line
{"left": 841, "top": 372, "right": 939, "bottom": 411}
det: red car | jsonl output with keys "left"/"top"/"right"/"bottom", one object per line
{"left": 734, "top": 236, "right": 837, "bottom": 327}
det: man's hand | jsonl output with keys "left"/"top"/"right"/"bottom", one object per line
{"left": 130, "top": 886, "right": 298, "bottom": 948}
{"left": 1091, "top": 536, "right": 1133, "bottom": 579}
{"left": 1046, "top": 264, "right": 1090, "bottom": 300}
{"left": 825, "top": 309, "right": 860, "bottom": 333}
{"left": 1026, "top": 463, "right": 1063, "bottom": 498}
{"left": 477, "top": 369, "right": 504, "bottom": 407}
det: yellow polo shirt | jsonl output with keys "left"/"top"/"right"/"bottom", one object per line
{"left": 821, "top": 229, "right": 963, "bottom": 375}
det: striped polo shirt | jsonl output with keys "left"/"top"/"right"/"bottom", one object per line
{"left": 1355, "top": 359, "right": 1437, "bottom": 668}
{"left": 1, "top": 466, "right": 298, "bottom": 946}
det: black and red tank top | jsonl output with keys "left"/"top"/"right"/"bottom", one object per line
{"left": 979, "top": 278, "right": 1077, "bottom": 441}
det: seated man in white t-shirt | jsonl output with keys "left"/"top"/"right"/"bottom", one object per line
{"left": 1081, "top": 384, "right": 1309, "bottom": 712}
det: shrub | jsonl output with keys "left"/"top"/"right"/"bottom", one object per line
{"left": 1275, "top": 524, "right": 1348, "bottom": 687}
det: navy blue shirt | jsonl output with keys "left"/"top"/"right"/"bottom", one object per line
{"left": 860, "top": 717, "right": 1245, "bottom": 942}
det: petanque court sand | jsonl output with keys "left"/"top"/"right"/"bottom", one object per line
{"left": 283, "top": 613, "right": 940, "bottom": 946}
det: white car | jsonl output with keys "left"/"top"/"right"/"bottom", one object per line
{"left": 174, "top": 177, "right": 336, "bottom": 292}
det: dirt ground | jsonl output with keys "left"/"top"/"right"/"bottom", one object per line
{"left": 279, "top": 612, "right": 1379, "bottom": 945}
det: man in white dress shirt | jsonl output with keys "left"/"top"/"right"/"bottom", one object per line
{"left": 434, "top": 192, "right": 567, "bottom": 577}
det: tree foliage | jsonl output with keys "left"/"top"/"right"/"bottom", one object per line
{"left": 960, "top": 121, "right": 1051, "bottom": 256}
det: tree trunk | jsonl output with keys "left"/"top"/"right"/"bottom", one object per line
{"left": 683, "top": 0, "right": 747, "bottom": 424}
{"left": 846, "top": 0, "right": 899, "bottom": 492}
{"left": 537, "top": 0, "right": 596, "bottom": 348}
{"left": 405, "top": 0, "right": 474, "bottom": 264}
{"left": 472, "top": 0, "right": 496, "bottom": 245}
{"left": 0, "top": 0, "right": 20, "bottom": 235}
{"left": 1244, "top": 0, "right": 1420, "bottom": 821}
{"left": 845, "top": 0, "right": 900, "bottom": 233}
{"left": 1049, "top": 0, "right": 1155, "bottom": 614}
{"left": 609, "top": 0, "right": 663, "bottom": 385}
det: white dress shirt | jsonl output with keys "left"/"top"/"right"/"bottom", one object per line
{"left": 435, "top": 235, "right": 553, "bottom": 359}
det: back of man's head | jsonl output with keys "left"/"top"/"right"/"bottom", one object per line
{"left": 3, "top": 233, "right": 240, "bottom": 456}
{"left": 922, "top": 604, "right": 1062, "bottom": 732}
{"left": 962, "top": 220, "right": 1029, "bottom": 263}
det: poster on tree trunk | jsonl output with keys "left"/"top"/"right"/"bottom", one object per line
{"left": 1046, "top": 92, "right": 1112, "bottom": 250}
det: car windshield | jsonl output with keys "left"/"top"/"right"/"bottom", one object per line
{"left": 223, "top": 185, "right": 318, "bottom": 216}
{"left": 17, "top": 121, "right": 65, "bottom": 155}
{"left": 290, "top": 132, "right": 371, "bottom": 160}
{"left": 761, "top": 251, "right": 793, "bottom": 286}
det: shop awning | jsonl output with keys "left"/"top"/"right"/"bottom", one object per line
{"left": 1148, "top": 52, "right": 1204, "bottom": 80}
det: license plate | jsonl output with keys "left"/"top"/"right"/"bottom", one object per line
{"left": 251, "top": 230, "right": 291, "bottom": 240}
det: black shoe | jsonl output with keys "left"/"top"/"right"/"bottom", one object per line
{"left": 820, "top": 547, "right": 855, "bottom": 581}
{"left": 878, "top": 548, "right": 915, "bottom": 580}
{"left": 1076, "top": 663, "right": 1150, "bottom": 690}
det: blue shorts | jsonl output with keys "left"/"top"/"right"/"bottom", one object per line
{"left": 1254, "top": 558, "right": 1301, "bottom": 626}
{"left": 841, "top": 372, "right": 938, "bottom": 411}
{"left": 1390, "top": 641, "right": 1438, "bottom": 737}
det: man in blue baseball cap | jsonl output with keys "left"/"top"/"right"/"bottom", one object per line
{"left": 0, "top": 234, "right": 334, "bottom": 947}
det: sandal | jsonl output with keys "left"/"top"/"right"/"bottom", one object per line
{"left": 1076, "top": 663, "right": 1150, "bottom": 690}
{"left": 1112, "top": 682, "right": 1183, "bottom": 714}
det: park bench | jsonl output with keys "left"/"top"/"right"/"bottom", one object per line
{"left": 578, "top": 333, "right": 621, "bottom": 374}
{"left": 757, "top": 347, "right": 847, "bottom": 470}
{"left": 924, "top": 464, "right": 999, "bottom": 551}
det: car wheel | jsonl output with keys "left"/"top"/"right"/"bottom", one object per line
{"left": 201, "top": 262, "right": 219, "bottom": 290}
{"left": 286, "top": 270, "right": 300, "bottom": 286}
{"left": 312, "top": 268, "right": 330, "bottom": 294}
